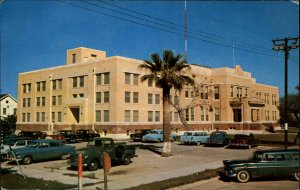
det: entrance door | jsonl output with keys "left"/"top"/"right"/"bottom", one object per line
{"left": 70, "top": 107, "right": 80, "bottom": 123}
{"left": 233, "top": 108, "right": 242, "bottom": 122}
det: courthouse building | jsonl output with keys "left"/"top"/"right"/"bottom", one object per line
{"left": 17, "top": 47, "right": 279, "bottom": 139}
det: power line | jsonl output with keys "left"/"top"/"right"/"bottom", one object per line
{"left": 58, "top": 0, "right": 291, "bottom": 61}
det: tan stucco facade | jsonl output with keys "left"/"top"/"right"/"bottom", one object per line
{"left": 17, "top": 47, "right": 279, "bottom": 139}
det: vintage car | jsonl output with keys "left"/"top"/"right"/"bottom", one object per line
{"left": 223, "top": 149, "right": 299, "bottom": 183}
{"left": 76, "top": 129, "right": 100, "bottom": 142}
{"left": 18, "top": 131, "right": 47, "bottom": 139}
{"left": 228, "top": 132, "right": 259, "bottom": 149}
{"left": 180, "top": 131, "right": 210, "bottom": 145}
{"left": 70, "top": 137, "right": 136, "bottom": 171}
{"left": 7, "top": 139, "right": 75, "bottom": 164}
{"left": 130, "top": 130, "right": 150, "bottom": 142}
{"left": 1, "top": 138, "right": 33, "bottom": 160}
{"left": 44, "top": 131, "right": 65, "bottom": 142}
{"left": 58, "top": 130, "right": 81, "bottom": 143}
{"left": 206, "top": 131, "right": 230, "bottom": 146}
{"left": 142, "top": 129, "right": 176, "bottom": 142}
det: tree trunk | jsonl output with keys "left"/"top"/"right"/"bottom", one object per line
{"left": 162, "top": 87, "right": 172, "bottom": 157}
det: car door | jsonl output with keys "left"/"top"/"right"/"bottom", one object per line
{"left": 256, "top": 153, "right": 277, "bottom": 177}
{"left": 49, "top": 141, "right": 63, "bottom": 159}
{"left": 103, "top": 139, "right": 116, "bottom": 160}
{"left": 35, "top": 142, "right": 51, "bottom": 160}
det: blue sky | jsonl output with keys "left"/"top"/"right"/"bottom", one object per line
{"left": 1, "top": 0, "right": 299, "bottom": 98}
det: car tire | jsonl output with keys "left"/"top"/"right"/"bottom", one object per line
{"left": 294, "top": 171, "right": 300, "bottom": 181}
{"left": 23, "top": 156, "right": 32, "bottom": 165}
{"left": 123, "top": 154, "right": 132, "bottom": 165}
{"left": 88, "top": 159, "right": 99, "bottom": 171}
{"left": 237, "top": 170, "right": 251, "bottom": 183}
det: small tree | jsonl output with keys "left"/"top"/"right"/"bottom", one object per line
{"left": 0, "top": 115, "right": 17, "bottom": 137}
{"left": 139, "top": 50, "right": 194, "bottom": 156}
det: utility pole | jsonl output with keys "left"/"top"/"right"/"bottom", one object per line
{"left": 272, "top": 37, "right": 299, "bottom": 149}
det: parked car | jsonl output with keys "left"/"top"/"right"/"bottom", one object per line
{"left": 228, "top": 132, "right": 259, "bottom": 149}
{"left": 130, "top": 130, "right": 150, "bottom": 142}
{"left": 76, "top": 129, "right": 100, "bottom": 142}
{"left": 70, "top": 137, "right": 136, "bottom": 171}
{"left": 58, "top": 130, "right": 81, "bottom": 143}
{"left": 223, "top": 149, "right": 300, "bottom": 183}
{"left": 1, "top": 138, "right": 33, "bottom": 160}
{"left": 18, "top": 131, "right": 47, "bottom": 139}
{"left": 180, "top": 131, "right": 210, "bottom": 145}
{"left": 7, "top": 139, "right": 75, "bottom": 165}
{"left": 142, "top": 129, "right": 176, "bottom": 142}
{"left": 44, "top": 131, "right": 65, "bottom": 142}
{"left": 206, "top": 131, "right": 230, "bottom": 146}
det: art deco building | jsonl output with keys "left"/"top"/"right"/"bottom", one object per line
{"left": 17, "top": 47, "right": 279, "bottom": 139}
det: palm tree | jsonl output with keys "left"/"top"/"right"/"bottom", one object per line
{"left": 139, "top": 50, "right": 194, "bottom": 156}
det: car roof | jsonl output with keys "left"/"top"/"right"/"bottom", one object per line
{"left": 254, "top": 149, "right": 299, "bottom": 154}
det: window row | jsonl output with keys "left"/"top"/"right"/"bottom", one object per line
{"left": 148, "top": 93, "right": 160, "bottom": 104}
{"left": 95, "top": 110, "right": 110, "bottom": 122}
{"left": 147, "top": 111, "right": 161, "bottom": 122}
{"left": 36, "top": 81, "right": 46, "bottom": 92}
{"left": 52, "top": 95, "right": 62, "bottom": 106}
{"left": 72, "top": 76, "right": 85, "bottom": 88}
{"left": 52, "top": 79, "right": 63, "bottom": 90}
{"left": 22, "top": 83, "right": 32, "bottom": 93}
{"left": 125, "top": 72, "right": 139, "bottom": 85}
{"left": 51, "top": 111, "right": 62, "bottom": 123}
{"left": 95, "top": 92, "right": 110, "bottom": 103}
{"left": 22, "top": 113, "right": 31, "bottom": 122}
{"left": 96, "top": 72, "right": 110, "bottom": 85}
{"left": 125, "top": 92, "right": 139, "bottom": 103}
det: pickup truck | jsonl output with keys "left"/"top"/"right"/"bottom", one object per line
{"left": 69, "top": 137, "right": 136, "bottom": 171}
{"left": 228, "top": 132, "right": 259, "bottom": 149}
{"left": 76, "top": 129, "right": 100, "bottom": 142}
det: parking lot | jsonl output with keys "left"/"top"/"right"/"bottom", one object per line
{"left": 4, "top": 140, "right": 295, "bottom": 189}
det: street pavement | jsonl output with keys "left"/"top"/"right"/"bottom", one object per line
{"left": 1, "top": 142, "right": 298, "bottom": 190}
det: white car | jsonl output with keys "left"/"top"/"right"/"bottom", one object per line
{"left": 1, "top": 139, "right": 32, "bottom": 160}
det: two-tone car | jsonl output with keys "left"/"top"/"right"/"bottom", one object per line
{"left": 7, "top": 139, "right": 75, "bottom": 164}
{"left": 1, "top": 138, "right": 33, "bottom": 160}
{"left": 180, "top": 131, "right": 210, "bottom": 145}
{"left": 142, "top": 129, "right": 176, "bottom": 142}
{"left": 206, "top": 131, "right": 230, "bottom": 146}
{"left": 223, "top": 149, "right": 299, "bottom": 182}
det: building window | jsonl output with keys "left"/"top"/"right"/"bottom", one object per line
{"left": 185, "top": 109, "right": 189, "bottom": 121}
{"left": 215, "top": 108, "right": 220, "bottom": 121}
{"left": 52, "top": 112, "right": 55, "bottom": 122}
{"left": 52, "top": 80, "right": 57, "bottom": 90}
{"left": 148, "top": 78, "right": 153, "bottom": 87}
{"left": 155, "top": 94, "right": 160, "bottom": 104}
{"left": 23, "top": 98, "right": 26, "bottom": 107}
{"left": 231, "top": 86, "right": 234, "bottom": 97}
{"left": 233, "top": 109, "right": 242, "bottom": 122}
{"left": 125, "top": 110, "right": 130, "bottom": 122}
{"left": 91, "top": 54, "right": 97, "bottom": 57}
{"left": 73, "top": 77, "right": 77, "bottom": 88}
{"left": 96, "top": 110, "right": 101, "bottom": 122}
{"left": 41, "top": 112, "right": 45, "bottom": 122}
{"left": 133, "top": 92, "right": 139, "bottom": 103}
{"left": 58, "top": 112, "right": 62, "bottom": 122}
{"left": 125, "top": 91, "right": 130, "bottom": 103}
{"left": 52, "top": 96, "right": 56, "bottom": 106}
{"left": 27, "top": 113, "right": 30, "bottom": 122}
{"left": 96, "top": 74, "right": 101, "bottom": 85}
{"left": 79, "top": 76, "right": 84, "bottom": 87}
{"left": 37, "top": 82, "right": 41, "bottom": 92}
{"left": 155, "top": 111, "right": 160, "bottom": 122}
{"left": 27, "top": 98, "right": 31, "bottom": 107}
{"left": 104, "top": 110, "right": 109, "bottom": 122}
{"left": 104, "top": 91, "right": 109, "bottom": 103}
{"left": 72, "top": 53, "right": 76, "bottom": 63}
{"left": 191, "top": 108, "right": 194, "bottom": 121}
{"left": 36, "top": 112, "right": 40, "bottom": 122}
{"left": 201, "top": 106, "right": 205, "bottom": 121}
{"left": 148, "top": 93, "right": 153, "bottom": 104}
{"left": 73, "top": 94, "right": 77, "bottom": 99}
{"left": 125, "top": 73, "right": 130, "bottom": 84}
{"left": 14, "top": 108, "right": 17, "bottom": 115}
{"left": 148, "top": 111, "right": 153, "bottom": 122}
{"left": 22, "top": 113, "right": 26, "bottom": 122}
{"left": 174, "top": 112, "right": 179, "bottom": 122}
{"left": 42, "top": 81, "right": 46, "bottom": 91}
{"left": 42, "top": 97, "right": 46, "bottom": 106}
{"left": 36, "top": 97, "right": 40, "bottom": 106}
{"left": 174, "top": 96, "right": 179, "bottom": 106}
{"left": 79, "top": 93, "right": 84, "bottom": 98}
{"left": 104, "top": 73, "right": 110, "bottom": 84}
{"left": 206, "top": 108, "right": 209, "bottom": 121}
{"left": 28, "top": 83, "right": 31, "bottom": 93}
{"left": 214, "top": 86, "right": 219, "bottom": 99}
{"left": 58, "top": 95, "right": 62, "bottom": 105}
{"left": 96, "top": 92, "right": 101, "bottom": 103}
{"left": 133, "top": 110, "right": 139, "bottom": 122}
{"left": 23, "top": 84, "right": 26, "bottom": 93}
{"left": 3, "top": 108, "right": 7, "bottom": 115}
{"left": 204, "top": 86, "right": 208, "bottom": 99}
{"left": 58, "top": 79, "right": 62, "bottom": 89}
{"left": 133, "top": 74, "right": 139, "bottom": 85}
{"left": 185, "top": 91, "right": 189, "bottom": 98}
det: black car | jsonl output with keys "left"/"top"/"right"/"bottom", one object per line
{"left": 18, "top": 131, "right": 46, "bottom": 139}
{"left": 76, "top": 129, "right": 100, "bottom": 142}
{"left": 130, "top": 130, "right": 150, "bottom": 142}
{"left": 58, "top": 130, "right": 81, "bottom": 143}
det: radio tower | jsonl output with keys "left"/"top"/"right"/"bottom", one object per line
{"left": 184, "top": 0, "right": 187, "bottom": 61}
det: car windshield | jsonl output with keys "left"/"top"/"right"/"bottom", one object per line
{"left": 184, "top": 132, "right": 193, "bottom": 136}
{"left": 150, "top": 131, "right": 159, "bottom": 134}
